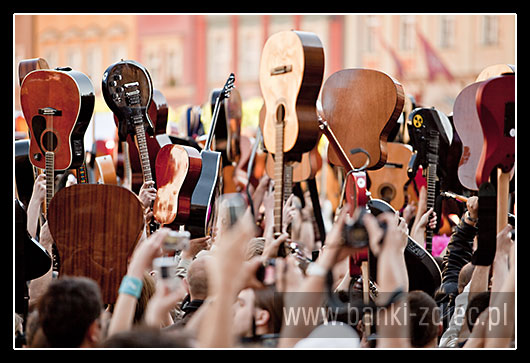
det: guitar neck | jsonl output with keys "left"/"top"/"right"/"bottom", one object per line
{"left": 318, "top": 118, "right": 355, "bottom": 173}
{"left": 425, "top": 130, "right": 439, "bottom": 253}
{"left": 45, "top": 151, "right": 54, "bottom": 216}
{"left": 121, "top": 141, "right": 133, "bottom": 190}
{"left": 133, "top": 117, "right": 153, "bottom": 183}
{"left": 274, "top": 122, "right": 285, "bottom": 234}
{"left": 205, "top": 97, "right": 223, "bottom": 152}
{"left": 284, "top": 164, "right": 293, "bottom": 202}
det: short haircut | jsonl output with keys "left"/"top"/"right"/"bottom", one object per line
{"left": 38, "top": 276, "right": 103, "bottom": 347}
{"left": 408, "top": 290, "right": 441, "bottom": 348}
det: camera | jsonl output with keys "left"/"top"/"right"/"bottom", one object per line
{"left": 163, "top": 230, "right": 190, "bottom": 253}
{"left": 153, "top": 256, "right": 180, "bottom": 291}
{"left": 342, "top": 207, "right": 386, "bottom": 249}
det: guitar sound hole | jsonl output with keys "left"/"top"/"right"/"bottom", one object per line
{"left": 42, "top": 131, "right": 58, "bottom": 152}
{"left": 276, "top": 104, "right": 285, "bottom": 123}
{"left": 379, "top": 185, "right": 395, "bottom": 203}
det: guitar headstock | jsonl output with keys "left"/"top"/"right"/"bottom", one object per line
{"left": 220, "top": 73, "right": 235, "bottom": 102}
{"left": 102, "top": 60, "right": 154, "bottom": 137}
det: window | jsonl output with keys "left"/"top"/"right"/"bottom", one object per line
{"left": 439, "top": 15, "right": 455, "bottom": 48}
{"left": 399, "top": 15, "right": 416, "bottom": 51}
{"left": 365, "top": 15, "right": 379, "bottom": 53}
{"left": 481, "top": 15, "right": 498, "bottom": 46}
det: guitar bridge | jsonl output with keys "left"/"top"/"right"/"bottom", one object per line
{"left": 38, "top": 107, "right": 62, "bottom": 116}
{"left": 270, "top": 65, "right": 292, "bottom": 75}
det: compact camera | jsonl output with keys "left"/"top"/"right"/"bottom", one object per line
{"left": 153, "top": 256, "right": 180, "bottom": 291}
{"left": 163, "top": 230, "right": 190, "bottom": 252}
{"left": 342, "top": 207, "right": 387, "bottom": 249}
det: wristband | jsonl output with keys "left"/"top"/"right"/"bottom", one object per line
{"left": 118, "top": 275, "right": 143, "bottom": 299}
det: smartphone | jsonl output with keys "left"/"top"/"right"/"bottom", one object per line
{"left": 218, "top": 193, "right": 247, "bottom": 228}
{"left": 153, "top": 256, "right": 179, "bottom": 291}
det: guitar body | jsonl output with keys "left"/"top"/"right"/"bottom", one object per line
{"left": 47, "top": 184, "right": 144, "bottom": 304}
{"left": 18, "top": 57, "right": 50, "bottom": 86}
{"left": 453, "top": 82, "right": 485, "bottom": 191}
{"left": 94, "top": 155, "right": 118, "bottom": 185}
{"left": 368, "top": 199, "right": 442, "bottom": 296}
{"left": 260, "top": 30, "right": 324, "bottom": 155}
{"left": 188, "top": 150, "right": 222, "bottom": 237}
{"left": 367, "top": 142, "right": 414, "bottom": 210}
{"left": 21, "top": 69, "right": 95, "bottom": 171}
{"left": 475, "top": 74, "right": 515, "bottom": 186}
{"left": 103, "top": 60, "right": 153, "bottom": 140}
{"left": 322, "top": 68, "right": 404, "bottom": 170}
{"left": 153, "top": 144, "right": 202, "bottom": 227}
{"left": 211, "top": 87, "right": 242, "bottom": 165}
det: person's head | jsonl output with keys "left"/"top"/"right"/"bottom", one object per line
{"left": 184, "top": 255, "right": 210, "bottom": 301}
{"left": 233, "top": 286, "right": 283, "bottom": 338}
{"left": 408, "top": 290, "right": 442, "bottom": 348}
{"left": 465, "top": 291, "right": 491, "bottom": 333}
{"left": 246, "top": 237, "right": 265, "bottom": 260}
{"left": 458, "top": 263, "right": 475, "bottom": 294}
{"left": 38, "top": 276, "right": 104, "bottom": 348}
{"left": 135, "top": 271, "right": 156, "bottom": 324}
{"left": 100, "top": 326, "right": 194, "bottom": 348}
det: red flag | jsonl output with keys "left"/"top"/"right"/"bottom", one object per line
{"left": 378, "top": 31, "right": 405, "bottom": 79}
{"left": 416, "top": 28, "right": 454, "bottom": 82}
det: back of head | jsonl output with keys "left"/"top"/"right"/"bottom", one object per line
{"left": 38, "top": 276, "right": 103, "bottom": 348}
{"left": 187, "top": 256, "right": 210, "bottom": 300}
{"left": 101, "top": 326, "right": 194, "bottom": 348}
{"left": 408, "top": 290, "right": 441, "bottom": 348}
{"left": 466, "top": 291, "right": 491, "bottom": 333}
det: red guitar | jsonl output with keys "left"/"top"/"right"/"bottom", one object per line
{"left": 153, "top": 144, "right": 202, "bottom": 228}
{"left": 475, "top": 74, "right": 515, "bottom": 233}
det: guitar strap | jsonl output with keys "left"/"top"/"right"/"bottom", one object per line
{"left": 473, "top": 181, "right": 497, "bottom": 266}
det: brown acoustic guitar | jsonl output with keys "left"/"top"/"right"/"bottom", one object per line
{"left": 20, "top": 68, "right": 95, "bottom": 217}
{"left": 47, "top": 184, "right": 144, "bottom": 304}
{"left": 259, "top": 30, "right": 324, "bottom": 247}
{"left": 94, "top": 155, "right": 118, "bottom": 185}
{"left": 366, "top": 142, "right": 414, "bottom": 210}
{"left": 322, "top": 68, "right": 404, "bottom": 171}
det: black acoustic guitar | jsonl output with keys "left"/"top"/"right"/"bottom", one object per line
{"left": 187, "top": 73, "right": 236, "bottom": 238}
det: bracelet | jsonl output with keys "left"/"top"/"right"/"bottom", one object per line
{"left": 118, "top": 275, "right": 143, "bottom": 299}
{"left": 465, "top": 211, "right": 478, "bottom": 223}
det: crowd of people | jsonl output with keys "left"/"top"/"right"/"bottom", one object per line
{"left": 14, "top": 160, "right": 515, "bottom": 349}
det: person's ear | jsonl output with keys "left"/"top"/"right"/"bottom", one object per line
{"left": 86, "top": 319, "right": 101, "bottom": 344}
{"left": 254, "top": 308, "right": 270, "bottom": 327}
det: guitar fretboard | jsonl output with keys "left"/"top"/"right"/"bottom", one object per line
{"left": 274, "top": 122, "right": 285, "bottom": 234}
{"left": 133, "top": 115, "right": 153, "bottom": 183}
{"left": 425, "top": 129, "right": 439, "bottom": 253}
{"left": 45, "top": 151, "right": 54, "bottom": 215}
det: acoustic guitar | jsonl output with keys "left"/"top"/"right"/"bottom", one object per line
{"left": 322, "top": 68, "right": 404, "bottom": 171}
{"left": 20, "top": 67, "right": 95, "bottom": 216}
{"left": 153, "top": 143, "right": 202, "bottom": 228}
{"left": 102, "top": 59, "right": 156, "bottom": 232}
{"left": 259, "top": 30, "right": 324, "bottom": 247}
{"left": 47, "top": 184, "right": 144, "bottom": 304}
{"left": 366, "top": 142, "right": 414, "bottom": 211}
{"left": 94, "top": 155, "right": 118, "bottom": 185}
{"left": 187, "top": 73, "right": 236, "bottom": 238}
{"left": 18, "top": 57, "right": 50, "bottom": 86}
{"left": 475, "top": 74, "right": 515, "bottom": 234}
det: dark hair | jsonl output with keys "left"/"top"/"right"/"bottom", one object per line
{"left": 466, "top": 291, "right": 491, "bottom": 332}
{"left": 38, "top": 276, "right": 103, "bottom": 347}
{"left": 100, "top": 326, "right": 193, "bottom": 348}
{"left": 408, "top": 290, "right": 441, "bottom": 348}
{"left": 254, "top": 285, "right": 283, "bottom": 334}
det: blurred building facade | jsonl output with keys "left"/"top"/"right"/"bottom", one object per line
{"left": 14, "top": 13, "right": 516, "bottom": 127}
